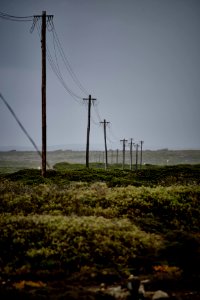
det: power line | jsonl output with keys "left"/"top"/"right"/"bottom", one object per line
{"left": 108, "top": 125, "right": 120, "bottom": 142}
{"left": 34, "top": 19, "right": 83, "bottom": 104}
{"left": 50, "top": 19, "right": 89, "bottom": 96}
{"left": 49, "top": 26, "right": 83, "bottom": 101}
{"left": 33, "top": 17, "right": 104, "bottom": 126}
{"left": 0, "top": 11, "right": 33, "bottom": 22}
{"left": 0, "top": 11, "right": 34, "bottom": 18}
{"left": 0, "top": 93, "right": 50, "bottom": 169}
{"left": 93, "top": 102, "right": 102, "bottom": 123}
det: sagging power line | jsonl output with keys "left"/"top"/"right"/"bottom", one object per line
{"left": 0, "top": 11, "right": 33, "bottom": 22}
{"left": 0, "top": 93, "right": 50, "bottom": 169}
{"left": 34, "top": 17, "right": 84, "bottom": 104}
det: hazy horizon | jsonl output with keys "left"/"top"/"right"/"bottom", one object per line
{"left": 0, "top": 144, "right": 200, "bottom": 152}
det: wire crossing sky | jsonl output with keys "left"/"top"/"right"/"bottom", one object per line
{"left": 0, "top": 0, "right": 200, "bottom": 151}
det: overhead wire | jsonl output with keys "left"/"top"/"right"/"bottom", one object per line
{"left": 108, "top": 125, "right": 120, "bottom": 143}
{"left": 0, "top": 93, "right": 51, "bottom": 169}
{"left": 0, "top": 11, "right": 123, "bottom": 159}
{"left": 34, "top": 18, "right": 83, "bottom": 104}
{"left": 49, "top": 19, "right": 89, "bottom": 96}
{"left": 50, "top": 23, "right": 83, "bottom": 101}
{"left": 1, "top": 11, "right": 121, "bottom": 152}
{"left": 93, "top": 101, "right": 102, "bottom": 123}
{"left": 0, "top": 11, "right": 33, "bottom": 22}
{"left": 33, "top": 17, "right": 101, "bottom": 124}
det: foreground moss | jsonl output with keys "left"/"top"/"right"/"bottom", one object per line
{"left": 0, "top": 215, "right": 162, "bottom": 278}
{"left": 0, "top": 180, "right": 200, "bottom": 232}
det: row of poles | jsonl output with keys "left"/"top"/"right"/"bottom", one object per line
{"left": 39, "top": 11, "right": 143, "bottom": 176}
{"left": 90, "top": 146, "right": 144, "bottom": 171}
{"left": 82, "top": 94, "right": 144, "bottom": 171}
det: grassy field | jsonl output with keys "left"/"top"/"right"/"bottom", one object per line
{"left": 0, "top": 149, "right": 200, "bottom": 174}
{"left": 0, "top": 160, "right": 200, "bottom": 299}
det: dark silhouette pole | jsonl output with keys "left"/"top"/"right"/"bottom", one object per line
{"left": 120, "top": 139, "right": 128, "bottom": 170}
{"left": 41, "top": 11, "right": 47, "bottom": 177}
{"left": 83, "top": 95, "right": 96, "bottom": 168}
{"left": 129, "top": 138, "right": 134, "bottom": 170}
{"left": 100, "top": 119, "right": 110, "bottom": 170}
{"left": 140, "top": 140, "right": 144, "bottom": 169}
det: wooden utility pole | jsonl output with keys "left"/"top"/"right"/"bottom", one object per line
{"left": 100, "top": 119, "right": 110, "bottom": 170}
{"left": 135, "top": 143, "right": 139, "bottom": 172}
{"left": 32, "top": 11, "right": 53, "bottom": 176}
{"left": 83, "top": 95, "right": 96, "bottom": 168}
{"left": 120, "top": 139, "right": 128, "bottom": 170}
{"left": 111, "top": 150, "right": 114, "bottom": 165}
{"left": 129, "top": 138, "right": 134, "bottom": 170}
{"left": 41, "top": 11, "right": 47, "bottom": 177}
{"left": 140, "top": 140, "right": 144, "bottom": 169}
{"left": 116, "top": 148, "right": 119, "bottom": 165}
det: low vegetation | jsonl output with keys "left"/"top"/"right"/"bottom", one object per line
{"left": 0, "top": 163, "right": 200, "bottom": 298}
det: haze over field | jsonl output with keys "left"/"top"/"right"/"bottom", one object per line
{"left": 0, "top": 0, "right": 200, "bottom": 151}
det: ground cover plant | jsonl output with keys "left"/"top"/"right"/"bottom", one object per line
{"left": 0, "top": 164, "right": 200, "bottom": 299}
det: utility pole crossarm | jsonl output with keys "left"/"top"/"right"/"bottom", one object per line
{"left": 34, "top": 14, "right": 53, "bottom": 18}
{"left": 83, "top": 95, "right": 96, "bottom": 102}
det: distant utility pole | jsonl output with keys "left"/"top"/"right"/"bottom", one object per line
{"left": 129, "top": 138, "right": 134, "bottom": 170}
{"left": 116, "top": 149, "right": 119, "bottom": 165}
{"left": 120, "top": 139, "right": 128, "bottom": 170}
{"left": 135, "top": 143, "right": 139, "bottom": 172}
{"left": 100, "top": 119, "right": 110, "bottom": 170}
{"left": 140, "top": 140, "right": 144, "bottom": 169}
{"left": 83, "top": 95, "right": 96, "bottom": 168}
{"left": 111, "top": 150, "right": 114, "bottom": 165}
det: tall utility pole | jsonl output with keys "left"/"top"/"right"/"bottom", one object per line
{"left": 129, "top": 138, "right": 134, "bottom": 170}
{"left": 41, "top": 11, "right": 47, "bottom": 177}
{"left": 35, "top": 11, "right": 53, "bottom": 177}
{"left": 135, "top": 143, "right": 139, "bottom": 172}
{"left": 120, "top": 139, "right": 128, "bottom": 170}
{"left": 83, "top": 95, "right": 96, "bottom": 168}
{"left": 140, "top": 140, "right": 144, "bottom": 169}
{"left": 100, "top": 119, "right": 110, "bottom": 170}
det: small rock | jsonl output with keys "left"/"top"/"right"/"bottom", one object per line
{"left": 152, "top": 290, "right": 169, "bottom": 299}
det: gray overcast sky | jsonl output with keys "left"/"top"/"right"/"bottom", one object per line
{"left": 0, "top": 0, "right": 200, "bottom": 150}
